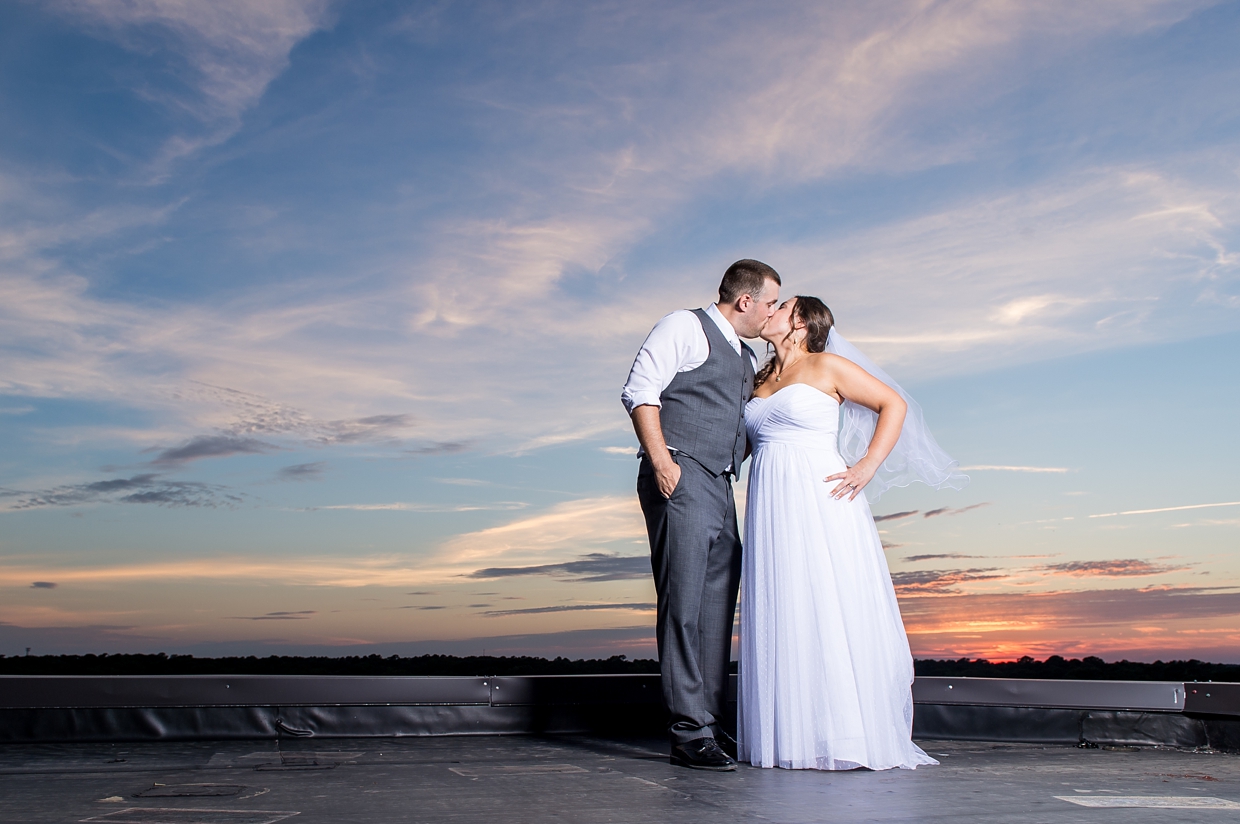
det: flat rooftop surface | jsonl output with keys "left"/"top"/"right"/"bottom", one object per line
{"left": 1, "top": 735, "right": 1237, "bottom": 823}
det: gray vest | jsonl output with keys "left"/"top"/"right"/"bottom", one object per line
{"left": 658, "top": 308, "right": 755, "bottom": 476}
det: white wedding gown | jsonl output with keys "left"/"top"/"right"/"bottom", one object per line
{"left": 738, "top": 382, "right": 937, "bottom": 771}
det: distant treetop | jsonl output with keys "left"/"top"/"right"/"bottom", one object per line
{"left": 0, "top": 653, "right": 1235, "bottom": 681}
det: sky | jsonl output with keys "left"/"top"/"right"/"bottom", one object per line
{"left": 1, "top": 0, "right": 1238, "bottom": 662}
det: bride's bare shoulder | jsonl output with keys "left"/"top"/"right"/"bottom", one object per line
{"left": 805, "top": 352, "right": 850, "bottom": 372}
{"left": 800, "top": 353, "right": 849, "bottom": 399}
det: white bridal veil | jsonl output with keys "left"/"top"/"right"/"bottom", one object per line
{"left": 825, "top": 328, "right": 969, "bottom": 503}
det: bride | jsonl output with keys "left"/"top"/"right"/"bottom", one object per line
{"left": 738, "top": 295, "right": 967, "bottom": 771}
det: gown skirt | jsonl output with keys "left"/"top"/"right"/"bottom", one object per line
{"left": 738, "top": 382, "right": 937, "bottom": 771}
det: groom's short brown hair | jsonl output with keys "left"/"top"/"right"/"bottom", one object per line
{"left": 719, "top": 259, "right": 781, "bottom": 304}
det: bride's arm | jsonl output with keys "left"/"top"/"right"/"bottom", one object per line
{"left": 815, "top": 355, "right": 907, "bottom": 500}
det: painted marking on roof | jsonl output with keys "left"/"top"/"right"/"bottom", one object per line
{"left": 1056, "top": 796, "right": 1240, "bottom": 809}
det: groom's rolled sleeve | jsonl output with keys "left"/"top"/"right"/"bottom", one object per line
{"left": 621, "top": 310, "right": 703, "bottom": 415}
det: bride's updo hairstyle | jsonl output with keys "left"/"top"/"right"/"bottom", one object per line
{"left": 754, "top": 296, "right": 835, "bottom": 387}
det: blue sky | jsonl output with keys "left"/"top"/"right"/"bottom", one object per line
{"left": 1, "top": 0, "right": 1238, "bottom": 661}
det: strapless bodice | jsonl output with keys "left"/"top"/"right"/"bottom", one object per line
{"left": 745, "top": 383, "right": 840, "bottom": 451}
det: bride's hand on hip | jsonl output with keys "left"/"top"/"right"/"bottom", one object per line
{"left": 825, "top": 463, "right": 875, "bottom": 501}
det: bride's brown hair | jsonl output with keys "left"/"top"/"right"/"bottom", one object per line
{"left": 754, "top": 296, "right": 835, "bottom": 387}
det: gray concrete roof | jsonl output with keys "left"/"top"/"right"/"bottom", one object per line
{"left": 2, "top": 734, "right": 1238, "bottom": 823}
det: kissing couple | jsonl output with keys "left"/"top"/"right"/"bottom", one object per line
{"left": 621, "top": 259, "right": 968, "bottom": 771}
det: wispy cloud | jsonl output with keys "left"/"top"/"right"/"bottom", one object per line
{"left": 229, "top": 610, "right": 316, "bottom": 621}
{"left": 468, "top": 553, "right": 648, "bottom": 583}
{"left": 48, "top": 0, "right": 335, "bottom": 168}
{"left": 903, "top": 553, "right": 983, "bottom": 562}
{"left": 874, "top": 510, "right": 920, "bottom": 522}
{"left": 183, "top": 384, "right": 418, "bottom": 446}
{"left": 30, "top": 582, "right": 58, "bottom": 589}
{"left": 317, "top": 415, "right": 419, "bottom": 445}
{"left": 149, "top": 434, "right": 274, "bottom": 466}
{"left": 890, "top": 568, "right": 1006, "bottom": 595}
{"left": 924, "top": 503, "right": 991, "bottom": 518}
{"left": 777, "top": 166, "right": 1240, "bottom": 378}
{"left": 309, "top": 502, "right": 527, "bottom": 513}
{"left": 0, "top": 495, "right": 647, "bottom": 586}
{"left": 2, "top": 474, "right": 241, "bottom": 510}
{"left": 404, "top": 441, "right": 471, "bottom": 456}
{"left": 436, "top": 496, "right": 646, "bottom": 569}
{"left": 960, "top": 465, "right": 1073, "bottom": 473}
{"left": 482, "top": 603, "right": 656, "bottom": 617}
{"left": 1090, "top": 501, "right": 1240, "bottom": 518}
{"left": 1042, "top": 559, "right": 1190, "bottom": 577}
{"left": 0, "top": 556, "right": 408, "bottom": 588}
{"left": 277, "top": 461, "right": 326, "bottom": 481}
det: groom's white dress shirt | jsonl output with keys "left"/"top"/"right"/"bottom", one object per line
{"left": 621, "top": 303, "right": 757, "bottom": 414}
{"left": 622, "top": 304, "right": 759, "bottom": 469}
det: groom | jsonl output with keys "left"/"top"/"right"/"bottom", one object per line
{"left": 622, "top": 259, "right": 781, "bottom": 770}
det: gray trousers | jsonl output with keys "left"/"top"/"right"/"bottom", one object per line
{"left": 637, "top": 452, "right": 742, "bottom": 744}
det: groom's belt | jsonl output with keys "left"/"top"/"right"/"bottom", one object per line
{"left": 642, "top": 448, "right": 735, "bottom": 478}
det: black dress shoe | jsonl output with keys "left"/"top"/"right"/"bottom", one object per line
{"left": 714, "top": 730, "right": 738, "bottom": 760}
{"left": 670, "top": 737, "right": 737, "bottom": 771}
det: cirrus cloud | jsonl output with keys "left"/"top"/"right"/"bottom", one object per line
{"left": 1043, "top": 559, "right": 1190, "bottom": 577}
{"left": 2, "top": 474, "right": 242, "bottom": 511}
{"left": 468, "top": 553, "right": 649, "bottom": 583}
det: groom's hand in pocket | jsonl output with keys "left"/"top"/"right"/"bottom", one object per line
{"left": 629, "top": 405, "right": 681, "bottom": 499}
{"left": 655, "top": 459, "right": 682, "bottom": 499}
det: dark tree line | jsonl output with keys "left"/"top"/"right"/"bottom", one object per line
{"left": 0, "top": 653, "right": 659, "bottom": 676}
{"left": 1, "top": 653, "right": 1236, "bottom": 680}
{"left": 914, "top": 655, "right": 1239, "bottom": 682}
